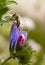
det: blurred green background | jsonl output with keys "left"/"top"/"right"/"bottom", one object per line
{"left": 0, "top": 0, "right": 45, "bottom": 65}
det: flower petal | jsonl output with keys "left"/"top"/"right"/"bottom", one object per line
{"left": 19, "top": 31, "right": 27, "bottom": 40}
{"left": 10, "top": 24, "right": 19, "bottom": 47}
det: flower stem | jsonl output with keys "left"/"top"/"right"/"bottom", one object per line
{"left": 2, "top": 56, "right": 12, "bottom": 65}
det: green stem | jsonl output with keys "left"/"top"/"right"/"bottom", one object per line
{"left": 2, "top": 56, "right": 12, "bottom": 65}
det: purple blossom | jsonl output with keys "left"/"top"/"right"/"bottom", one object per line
{"left": 10, "top": 22, "right": 27, "bottom": 49}
{"left": 17, "top": 32, "right": 27, "bottom": 48}
{"left": 10, "top": 23, "right": 19, "bottom": 48}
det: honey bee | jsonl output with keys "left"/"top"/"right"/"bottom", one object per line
{"left": 12, "top": 13, "right": 20, "bottom": 28}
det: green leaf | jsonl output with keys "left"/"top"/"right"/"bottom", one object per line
{"left": 6, "top": 1, "right": 17, "bottom": 5}
{"left": 0, "top": 16, "right": 14, "bottom": 26}
{"left": 4, "top": 16, "right": 14, "bottom": 21}
{"left": 0, "top": 0, "right": 17, "bottom": 20}
{"left": 0, "top": 0, "right": 17, "bottom": 9}
{"left": 0, "top": 7, "right": 9, "bottom": 19}
{"left": 0, "top": 0, "right": 6, "bottom": 9}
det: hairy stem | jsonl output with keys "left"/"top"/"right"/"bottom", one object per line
{"left": 2, "top": 56, "right": 12, "bottom": 65}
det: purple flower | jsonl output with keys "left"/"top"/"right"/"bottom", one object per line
{"left": 10, "top": 22, "right": 27, "bottom": 49}
{"left": 10, "top": 23, "right": 18, "bottom": 48}
{"left": 17, "top": 31, "right": 27, "bottom": 48}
